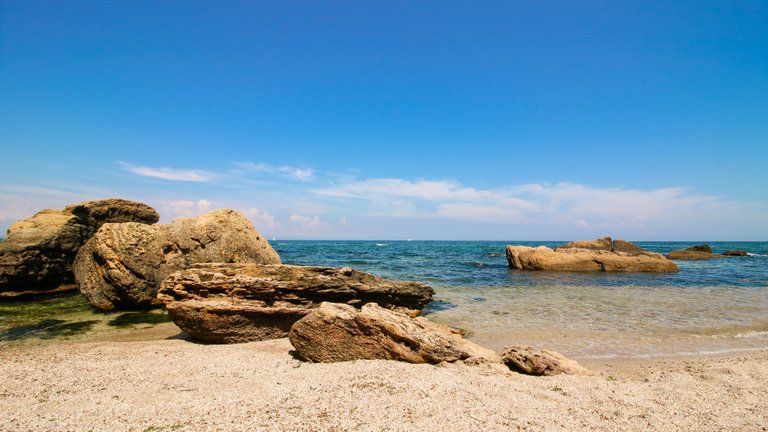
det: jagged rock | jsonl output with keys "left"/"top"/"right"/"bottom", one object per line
{"left": 507, "top": 239, "right": 678, "bottom": 272}
{"left": 74, "top": 209, "right": 280, "bottom": 310}
{"left": 157, "top": 263, "right": 435, "bottom": 343}
{"left": 289, "top": 302, "right": 499, "bottom": 364}
{"left": 501, "top": 345, "right": 593, "bottom": 376}
{"left": 0, "top": 199, "right": 159, "bottom": 297}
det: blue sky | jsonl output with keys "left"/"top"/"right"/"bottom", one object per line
{"left": 1, "top": 1, "right": 767, "bottom": 240}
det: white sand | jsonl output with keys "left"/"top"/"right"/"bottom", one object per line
{"left": 1, "top": 328, "right": 767, "bottom": 432}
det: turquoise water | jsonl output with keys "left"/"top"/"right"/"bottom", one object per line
{"left": 2, "top": 240, "right": 767, "bottom": 358}
{"left": 276, "top": 240, "right": 768, "bottom": 358}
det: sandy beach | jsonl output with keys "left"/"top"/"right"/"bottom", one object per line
{"left": 1, "top": 323, "right": 766, "bottom": 432}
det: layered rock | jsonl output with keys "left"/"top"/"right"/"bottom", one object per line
{"left": 157, "top": 263, "right": 435, "bottom": 343}
{"left": 74, "top": 209, "right": 280, "bottom": 310}
{"left": 288, "top": 302, "right": 498, "bottom": 364}
{"left": 501, "top": 345, "right": 593, "bottom": 376}
{"left": 0, "top": 199, "right": 159, "bottom": 297}
{"left": 507, "top": 237, "right": 678, "bottom": 272}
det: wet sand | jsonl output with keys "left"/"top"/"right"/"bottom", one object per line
{"left": 1, "top": 326, "right": 766, "bottom": 432}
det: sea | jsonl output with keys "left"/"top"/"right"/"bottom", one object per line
{"left": 2, "top": 240, "right": 767, "bottom": 360}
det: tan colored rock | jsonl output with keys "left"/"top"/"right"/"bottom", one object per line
{"left": 556, "top": 236, "right": 613, "bottom": 252}
{"left": 288, "top": 302, "right": 500, "bottom": 364}
{"left": 506, "top": 244, "right": 679, "bottom": 272}
{"left": 74, "top": 209, "right": 280, "bottom": 310}
{"left": 158, "top": 263, "right": 434, "bottom": 343}
{"left": 666, "top": 249, "right": 723, "bottom": 260}
{"left": 556, "top": 236, "right": 646, "bottom": 255}
{"left": 501, "top": 345, "right": 593, "bottom": 376}
{"left": 0, "top": 199, "right": 159, "bottom": 297}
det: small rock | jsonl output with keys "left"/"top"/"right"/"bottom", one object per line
{"left": 501, "top": 345, "right": 593, "bottom": 376}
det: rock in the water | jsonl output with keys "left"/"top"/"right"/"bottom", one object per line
{"left": 556, "top": 236, "right": 646, "bottom": 255}
{"left": 74, "top": 209, "right": 280, "bottom": 310}
{"left": 289, "top": 302, "right": 499, "bottom": 364}
{"left": 157, "top": 263, "right": 435, "bottom": 343}
{"left": 723, "top": 250, "right": 749, "bottom": 257}
{"left": 501, "top": 345, "right": 593, "bottom": 376}
{"left": 507, "top": 238, "right": 678, "bottom": 272}
{"left": 0, "top": 199, "right": 159, "bottom": 297}
{"left": 556, "top": 236, "right": 613, "bottom": 252}
{"left": 686, "top": 244, "right": 713, "bottom": 253}
{"left": 666, "top": 249, "right": 720, "bottom": 260}
{"left": 666, "top": 244, "right": 729, "bottom": 260}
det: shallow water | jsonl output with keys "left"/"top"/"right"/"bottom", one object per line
{"left": 278, "top": 240, "right": 768, "bottom": 358}
{"left": 2, "top": 240, "right": 767, "bottom": 358}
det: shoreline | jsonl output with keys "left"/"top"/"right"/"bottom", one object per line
{"left": 2, "top": 327, "right": 766, "bottom": 431}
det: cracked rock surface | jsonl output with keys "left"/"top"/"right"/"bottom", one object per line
{"left": 74, "top": 209, "right": 280, "bottom": 310}
{"left": 0, "top": 198, "right": 159, "bottom": 297}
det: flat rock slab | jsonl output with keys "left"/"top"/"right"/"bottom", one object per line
{"left": 74, "top": 209, "right": 280, "bottom": 310}
{"left": 158, "top": 263, "right": 435, "bottom": 343}
{"left": 288, "top": 302, "right": 498, "bottom": 364}
{"left": 0, "top": 199, "right": 159, "bottom": 297}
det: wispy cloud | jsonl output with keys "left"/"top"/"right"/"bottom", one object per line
{"left": 311, "top": 177, "right": 767, "bottom": 238}
{"left": 232, "top": 162, "right": 315, "bottom": 181}
{"left": 119, "top": 162, "right": 215, "bottom": 182}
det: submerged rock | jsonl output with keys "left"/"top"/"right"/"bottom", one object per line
{"left": 288, "top": 302, "right": 498, "bottom": 364}
{"left": 723, "top": 250, "right": 749, "bottom": 257}
{"left": 74, "top": 209, "right": 280, "bottom": 310}
{"left": 507, "top": 237, "right": 678, "bottom": 272}
{"left": 501, "top": 345, "right": 593, "bottom": 376}
{"left": 0, "top": 199, "right": 159, "bottom": 297}
{"left": 157, "top": 263, "right": 435, "bottom": 343}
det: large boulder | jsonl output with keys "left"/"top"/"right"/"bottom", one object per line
{"left": 157, "top": 263, "right": 435, "bottom": 343}
{"left": 74, "top": 209, "right": 280, "bottom": 310}
{"left": 507, "top": 238, "right": 679, "bottom": 272}
{"left": 288, "top": 302, "right": 499, "bottom": 364}
{"left": 0, "top": 199, "right": 159, "bottom": 297}
{"left": 501, "top": 345, "right": 593, "bottom": 376}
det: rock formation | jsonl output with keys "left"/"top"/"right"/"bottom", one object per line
{"left": 666, "top": 244, "right": 749, "bottom": 260}
{"left": 288, "top": 302, "right": 498, "bottom": 364}
{"left": 506, "top": 237, "right": 678, "bottom": 272}
{"left": 501, "top": 345, "right": 593, "bottom": 376}
{"left": 0, "top": 199, "right": 159, "bottom": 297}
{"left": 74, "top": 209, "right": 280, "bottom": 310}
{"left": 157, "top": 263, "right": 435, "bottom": 343}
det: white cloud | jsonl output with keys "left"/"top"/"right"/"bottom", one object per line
{"left": 233, "top": 162, "right": 315, "bottom": 181}
{"left": 243, "top": 208, "right": 276, "bottom": 229}
{"left": 290, "top": 213, "right": 322, "bottom": 228}
{"left": 165, "top": 199, "right": 211, "bottom": 218}
{"left": 309, "top": 177, "right": 768, "bottom": 239}
{"left": 120, "top": 162, "right": 215, "bottom": 182}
